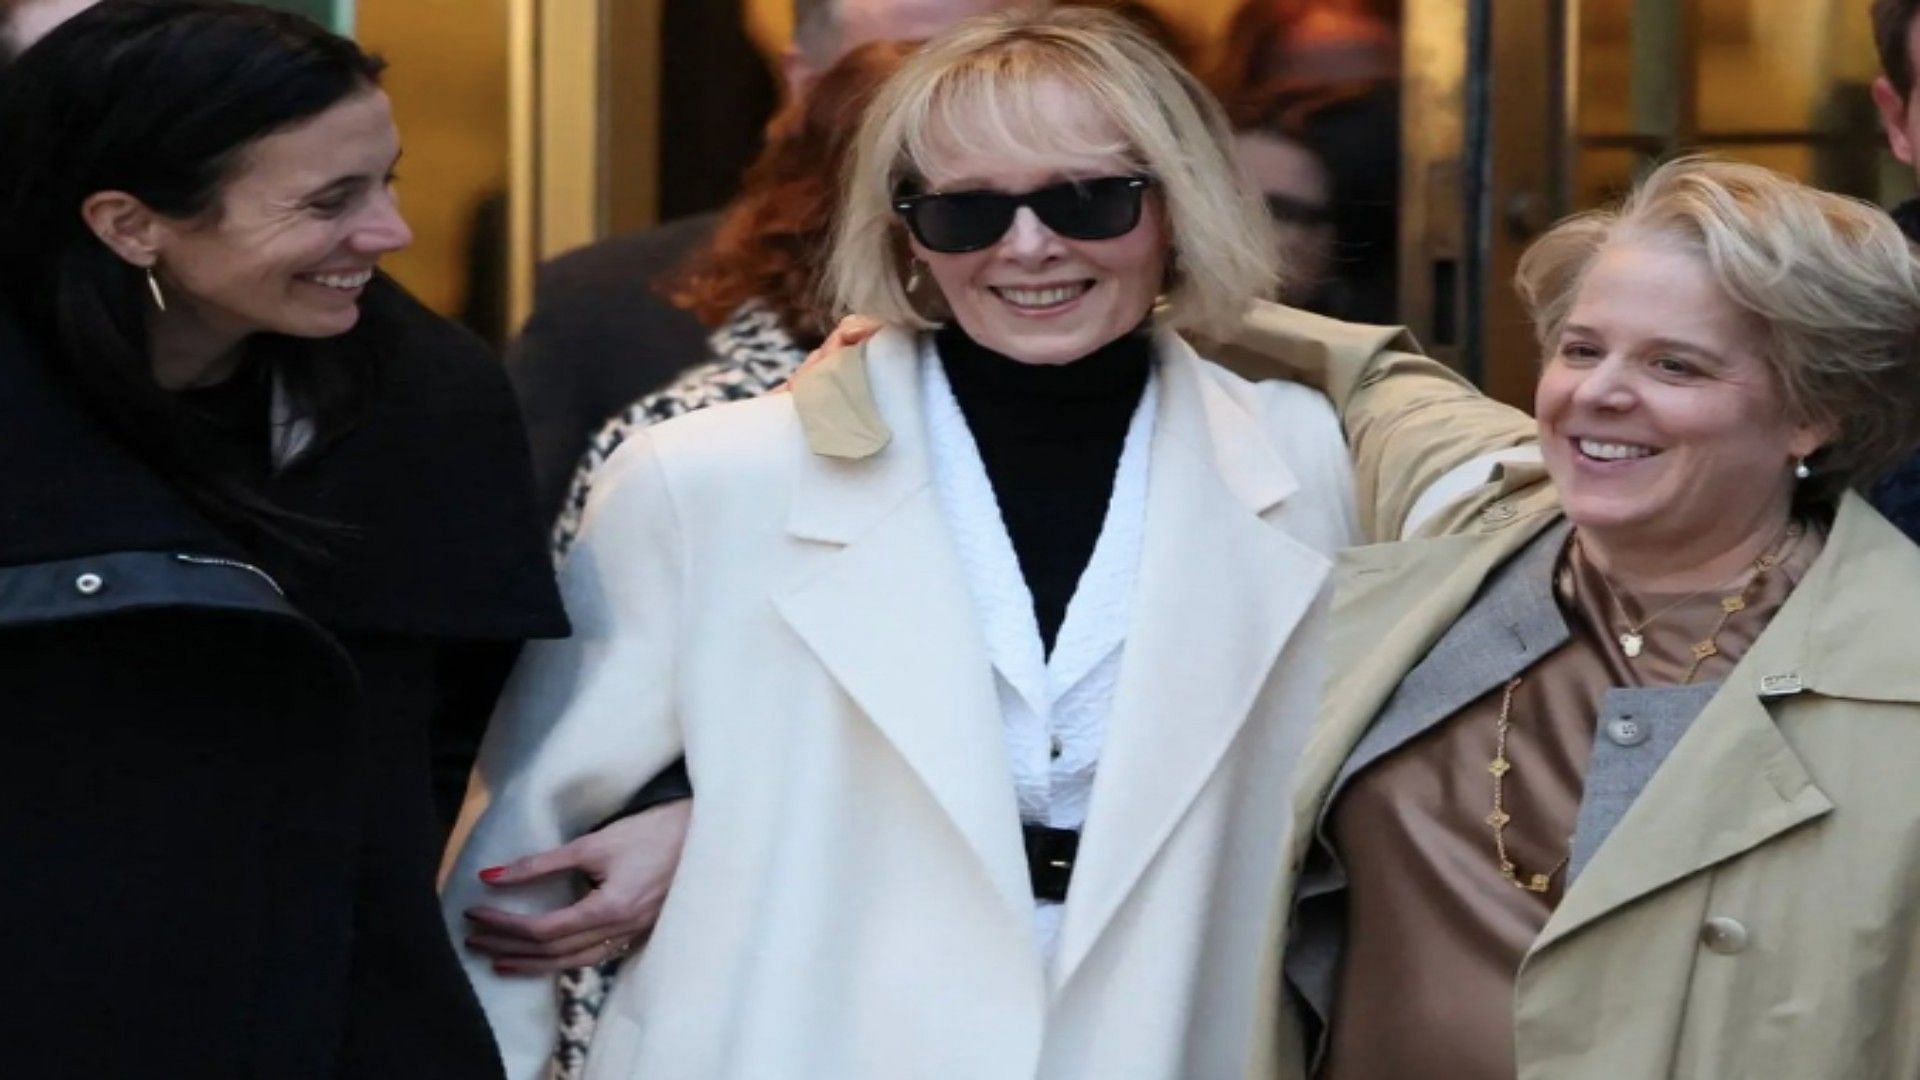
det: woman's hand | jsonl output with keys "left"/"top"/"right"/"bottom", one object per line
{"left": 776, "top": 314, "right": 884, "bottom": 392}
{"left": 461, "top": 799, "right": 692, "bottom": 975}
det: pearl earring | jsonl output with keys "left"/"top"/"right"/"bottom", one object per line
{"left": 1793, "top": 458, "right": 1811, "bottom": 481}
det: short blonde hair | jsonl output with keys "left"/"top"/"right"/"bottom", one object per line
{"left": 1515, "top": 156, "right": 1920, "bottom": 501}
{"left": 826, "top": 4, "right": 1280, "bottom": 341}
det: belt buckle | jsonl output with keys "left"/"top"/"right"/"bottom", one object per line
{"left": 1022, "top": 822, "right": 1080, "bottom": 903}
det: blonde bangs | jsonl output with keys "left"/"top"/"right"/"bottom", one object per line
{"left": 903, "top": 57, "right": 1137, "bottom": 184}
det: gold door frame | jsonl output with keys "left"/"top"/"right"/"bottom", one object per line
{"left": 507, "top": 0, "right": 663, "bottom": 331}
{"left": 1399, "top": 0, "right": 1571, "bottom": 403}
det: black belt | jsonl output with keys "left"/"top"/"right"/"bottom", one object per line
{"left": 1022, "top": 822, "right": 1080, "bottom": 903}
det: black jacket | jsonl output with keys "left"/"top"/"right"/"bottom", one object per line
{"left": 1875, "top": 198, "right": 1920, "bottom": 542}
{"left": 0, "top": 281, "right": 566, "bottom": 1078}
{"left": 504, "top": 212, "right": 720, "bottom": 523}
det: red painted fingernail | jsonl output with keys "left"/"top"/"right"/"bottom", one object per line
{"left": 479, "top": 866, "right": 507, "bottom": 883}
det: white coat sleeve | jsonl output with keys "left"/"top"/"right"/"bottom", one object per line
{"left": 439, "top": 427, "right": 687, "bottom": 1079}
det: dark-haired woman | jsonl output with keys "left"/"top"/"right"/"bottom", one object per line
{"left": 0, "top": 2, "right": 564, "bottom": 1077}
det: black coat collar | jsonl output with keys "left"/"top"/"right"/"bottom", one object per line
{"left": 0, "top": 306, "right": 244, "bottom": 567}
{"left": 0, "top": 283, "right": 567, "bottom": 642}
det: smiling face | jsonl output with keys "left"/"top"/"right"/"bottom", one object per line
{"left": 906, "top": 81, "right": 1168, "bottom": 365}
{"left": 1536, "top": 240, "right": 1830, "bottom": 557}
{"left": 150, "top": 87, "right": 411, "bottom": 347}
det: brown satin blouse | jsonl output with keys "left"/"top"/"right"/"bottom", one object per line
{"left": 1319, "top": 524, "right": 1821, "bottom": 1080}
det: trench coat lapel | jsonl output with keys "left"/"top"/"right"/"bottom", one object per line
{"left": 1048, "top": 333, "right": 1326, "bottom": 988}
{"left": 1529, "top": 496, "right": 1920, "bottom": 955}
{"left": 1286, "top": 501, "right": 1561, "bottom": 845}
{"left": 775, "top": 331, "right": 1033, "bottom": 924}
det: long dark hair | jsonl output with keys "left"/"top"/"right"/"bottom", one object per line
{"left": 0, "top": 0, "right": 387, "bottom": 543}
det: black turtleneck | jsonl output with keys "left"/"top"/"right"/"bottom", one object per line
{"left": 937, "top": 320, "right": 1152, "bottom": 655}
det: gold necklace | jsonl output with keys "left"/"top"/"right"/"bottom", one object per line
{"left": 1486, "top": 523, "right": 1800, "bottom": 892}
{"left": 1486, "top": 676, "right": 1567, "bottom": 893}
{"left": 1677, "top": 527, "right": 1794, "bottom": 682}
{"left": 1583, "top": 521, "right": 1800, "bottom": 659}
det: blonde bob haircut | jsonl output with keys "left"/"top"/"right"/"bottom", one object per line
{"left": 1516, "top": 156, "right": 1920, "bottom": 502}
{"left": 827, "top": 4, "right": 1280, "bottom": 341}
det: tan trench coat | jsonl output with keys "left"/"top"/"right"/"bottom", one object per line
{"left": 1219, "top": 303, "right": 1920, "bottom": 1079}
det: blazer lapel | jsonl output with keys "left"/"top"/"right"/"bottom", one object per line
{"left": 1050, "top": 337, "right": 1328, "bottom": 987}
{"left": 774, "top": 331, "right": 1033, "bottom": 923}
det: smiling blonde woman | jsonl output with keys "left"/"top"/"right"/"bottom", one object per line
{"left": 441, "top": 8, "right": 1369, "bottom": 1079}
{"left": 1227, "top": 157, "right": 1920, "bottom": 1080}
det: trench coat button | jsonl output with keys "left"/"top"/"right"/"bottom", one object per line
{"left": 1605, "top": 717, "right": 1648, "bottom": 747}
{"left": 1701, "top": 916, "right": 1750, "bottom": 955}
{"left": 73, "top": 572, "right": 105, "bottom": 596}
{"left": 1482, "top": 501, "right": 1517, "bottom": 524}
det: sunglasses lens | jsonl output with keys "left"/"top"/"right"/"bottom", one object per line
{"left": 906, "top": 192, "right": 1015, "bottom": 253}
{"left": 897, "top": 177, "right": 1148, "bottom": 252}
{"left": 1032, "top": 177, "right": 1146, "bottom": 240}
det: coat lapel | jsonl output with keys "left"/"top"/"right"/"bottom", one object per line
{"left": 1285, "top": 505, "right": 1560, "bottom": 849}
{"left": 1531, "top": 494, "right": 1920, "bottom": 956}
{"left": 1049, "top": 335, "right": 1327, "bottom": 987}
{"left": 1318, "top": 519, "right": 1571, "bottom": 816}
{"left": 774, "top": 331, "right": 1033, "bottom": 923}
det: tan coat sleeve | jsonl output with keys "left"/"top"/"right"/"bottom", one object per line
{"left": 1198, "top": 302, "right": 1540, "bottom": 542}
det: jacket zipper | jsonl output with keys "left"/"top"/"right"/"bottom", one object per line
{"left": 174, "top": 553, "right": 286, "bottom": 597}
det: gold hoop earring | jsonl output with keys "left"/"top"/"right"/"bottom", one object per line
{"left": 145, "top": 266, "right": 167, "bottom": 313}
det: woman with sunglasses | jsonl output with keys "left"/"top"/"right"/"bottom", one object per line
{"left": 442, "top": 8, "right": 1362, "bottom": 1078}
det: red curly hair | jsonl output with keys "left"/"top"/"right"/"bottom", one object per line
{"left": 665, "top": 39, "right": 919, "bottom": 344}
{"left": 1206, "top": 0, "right": 1398, "bottom": 125}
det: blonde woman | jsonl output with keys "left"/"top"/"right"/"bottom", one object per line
{"left": 1227, "top": 158, "right": 1920, "bottom": 1078}
{"left": 442, "top": 8, "right": 1363, "bottom": 1078}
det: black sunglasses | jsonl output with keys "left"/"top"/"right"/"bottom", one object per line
{"left": 892, "top": 175, "right": 1153, "bottom": 254}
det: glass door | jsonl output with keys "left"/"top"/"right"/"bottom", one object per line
{"left": 1406, "top": 0, "right": 1897, "bottom": 403}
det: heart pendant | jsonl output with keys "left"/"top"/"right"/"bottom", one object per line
{"left": 1620, "top": 631, "right": 1644, "bottom": 658}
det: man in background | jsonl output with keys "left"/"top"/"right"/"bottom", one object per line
{"left": 1865, "top": 0, "right": 1920, "bottom": 539}
{"left": 508, "top": 0, "right": 1006, "bottom": 524}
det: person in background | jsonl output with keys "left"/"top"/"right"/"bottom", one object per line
{"left": 442, "top": 8, "right": 1361, "bottom": 1076}
{"left": 1211, "top": 0, "right": 1400, "bottom": 324}
{"left": 1232, "top": 107, "right": 1338, "bottom": 311}
{"left": 506, "top": 0, "right": 1007, "bottom": 524}
{"left": 547, "top": 39, "right": 920, "bottom": 559}
{"left": 0, "top": 2, "right": 565, "bottom": 1075}
{"left": 1863, "top": 0, "right": 1920, "bottom": 540}
{"left": 1239, "top": 157, "right": 1920, "bottom": 1079}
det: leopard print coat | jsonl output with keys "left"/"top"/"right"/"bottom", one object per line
{"left": 549, "top": 299, "right": 808, "bottom": 562}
